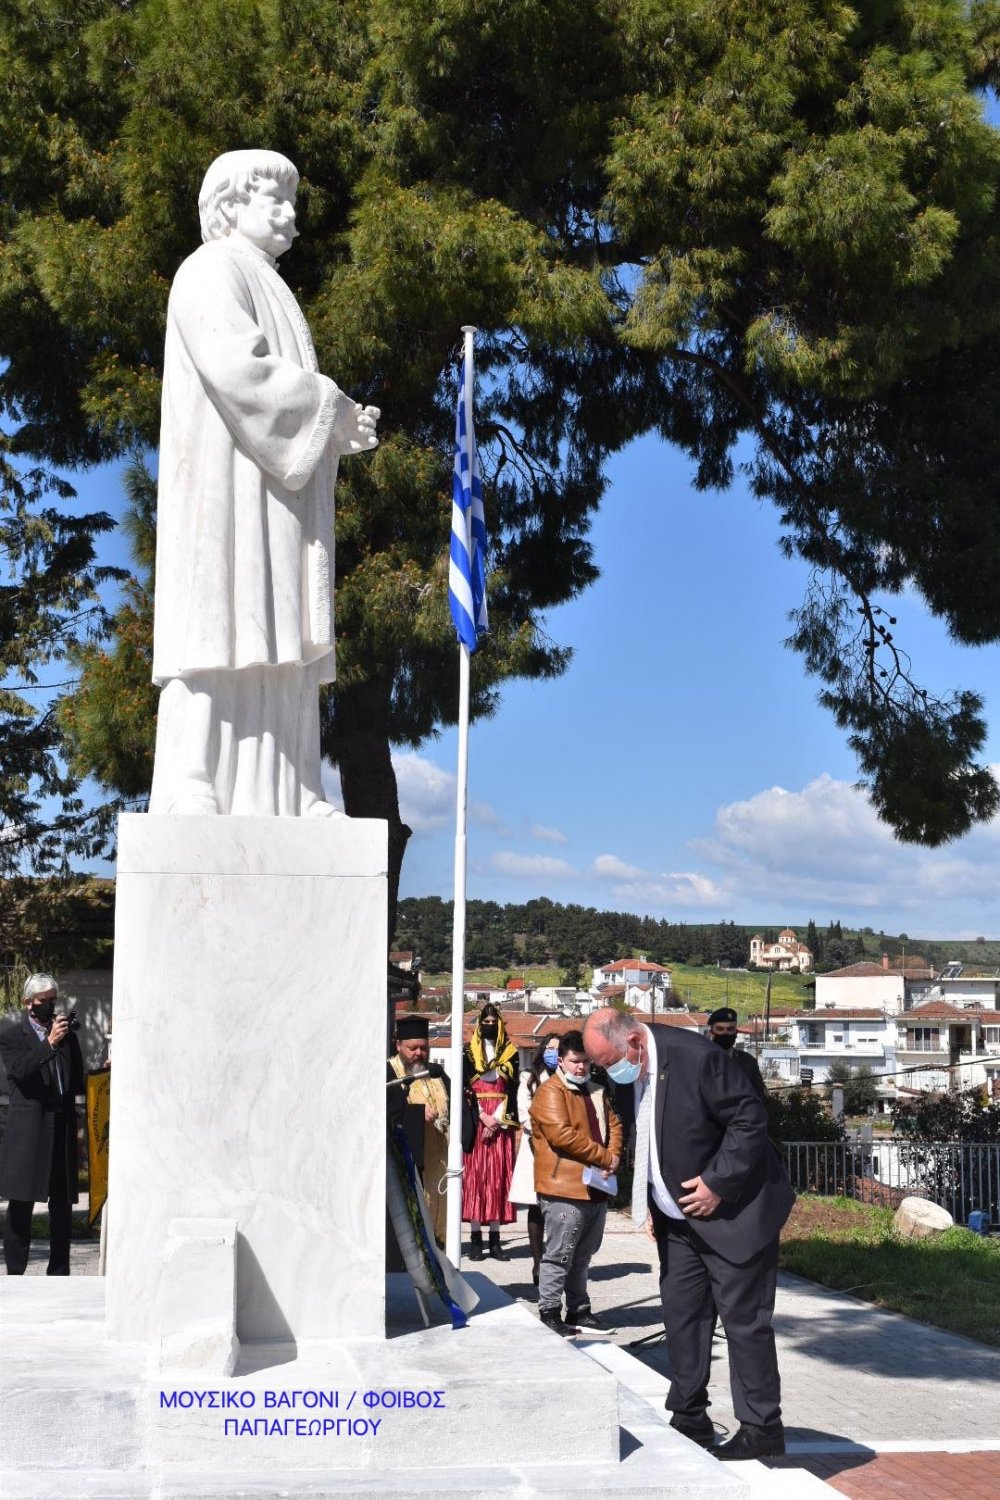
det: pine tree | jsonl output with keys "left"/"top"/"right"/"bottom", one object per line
{"left": 3, "top": 0, "right": 1000, "bottom": 912}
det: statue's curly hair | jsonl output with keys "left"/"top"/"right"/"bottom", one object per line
{"left": 198, "top": 149, "right": 298, "bottom": 244}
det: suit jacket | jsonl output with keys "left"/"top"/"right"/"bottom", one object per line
{"left": 731, "top": 1046, "right": 768, "bottom": 1104}
{"left": 647, "top": 1025, "right": 793, "bottom": 1265}
{"left": 0, "top": 1014, "right": 84, "bottom": 1202}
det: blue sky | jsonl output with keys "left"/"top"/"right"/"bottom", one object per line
{"left": 67, "top": 417, "right": 1000, "bottom": 944}
{"left": 374, "top": 434, "right": 1000, "bottom": 941}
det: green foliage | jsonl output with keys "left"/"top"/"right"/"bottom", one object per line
{"left": 58, "top": 461, "right": 157, "bottom": 800}
{"left": 609, "top": 0, "right": 1000, "bottom": 843}
{"left": 767, "top": 1086, "right": 845, "bottom": 1143}
{"left": 396, "top": 895, "right": 815, "bottom": 996}
{"left": 0, "top": 426, "right": 123, "bottom": 874}
{"left": 892, "top": 1087, "right": 1000, "bottom": 1142}
{"left": 3, "top": 0, "right": 1000, "bottom": 881}
{"left": 828, "top": 1059, "right": 879, "bottom": 1113}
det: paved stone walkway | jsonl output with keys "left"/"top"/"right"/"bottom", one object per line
{"left": 476, "top": 1210, "right": 1000, "bottom": 1498}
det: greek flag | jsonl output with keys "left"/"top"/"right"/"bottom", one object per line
{"left": 449, "top": 345, "right": 488, "bottom": 651}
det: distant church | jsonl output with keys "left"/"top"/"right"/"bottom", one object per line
{"left": 748, "top": 929, "right": 813, "bottom": 973}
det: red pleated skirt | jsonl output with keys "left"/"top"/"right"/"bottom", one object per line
{"left": 462, "top": 1077, "right": 517, "bottom": 1224}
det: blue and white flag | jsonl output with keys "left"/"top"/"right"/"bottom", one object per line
{"left": 448, "top": 345, "right": 488, "bottom": 651}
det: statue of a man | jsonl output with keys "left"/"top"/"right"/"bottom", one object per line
{"left": 148, "top": 149, "right": 379, "bottom": 817}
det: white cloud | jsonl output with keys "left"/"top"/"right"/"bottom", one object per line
{"left": 531, "top": 823, "right": 569, "bottom": 845}
{"left": 392, "top": 751, "right": 501, "bottom": 834}
{"left": 392, "top": 752, "right": 455, "bottom": 832}
{"left": 490, "top": 851, "right": 578, "bottom": 880}
{"left": 686, "top": 770, "right": 1000, "bottom": 924}
{"left": 611, "top": 873, "right": 730, "bottom": 910}
{"left": 592, "top": 853, "right": 646, "bottom": 880}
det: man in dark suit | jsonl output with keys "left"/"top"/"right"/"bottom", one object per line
{"left": 584, "top": 1006, "right": 794, "bottom": 1462}
{"left": 0, "top": 973, "right": 84, "bottom": 1275}
{"left": 707, "top": 1007, "right": 768, "bottom": 1103}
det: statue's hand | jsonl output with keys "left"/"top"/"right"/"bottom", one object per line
{"left": 335, "top": 399, "right": 380, "bottom": 455}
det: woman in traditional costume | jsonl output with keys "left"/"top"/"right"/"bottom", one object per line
{"left": 509, "top": 1034, "right": 560, "bottom": 1284}
{"left": 462, "top": 1004, "right": 519, "bottom": 1260}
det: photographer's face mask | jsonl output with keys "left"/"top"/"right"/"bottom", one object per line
{"left": 29, "top": 997, "right": 56, "bottom": 1024}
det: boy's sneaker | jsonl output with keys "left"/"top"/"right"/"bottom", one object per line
{"left": 539, "top": 1307, "right": 578, "bottom": 1337}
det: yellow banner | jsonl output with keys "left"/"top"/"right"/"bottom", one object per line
{"left": 86, "top": 1069, "right": 110, "bottom": 1226}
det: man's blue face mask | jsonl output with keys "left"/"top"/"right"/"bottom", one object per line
{"left": 606, "top": 1044, "right": 641, "bottom": 1085}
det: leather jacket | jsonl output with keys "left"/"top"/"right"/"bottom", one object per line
{"left": 529, "top": 1071, "right": 623, "bottom": 1201}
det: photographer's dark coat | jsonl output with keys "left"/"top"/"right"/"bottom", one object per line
{"left": 0, "top": 1014, "right": 84, "bottom": 1202}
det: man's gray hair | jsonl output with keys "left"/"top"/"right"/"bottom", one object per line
{"left": 198, "top": 149, "right": 299, "bottom": 243}
{"left": 585, "top": 1008, "right": 632, "bottom": 1047}
{"left": 22, "top": 972, "right": 59, "bottom": 1002}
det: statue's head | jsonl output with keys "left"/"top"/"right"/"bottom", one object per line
{"left": 198, "top": 149, "right": 299, "bottom": 246}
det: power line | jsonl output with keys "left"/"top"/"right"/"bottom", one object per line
{"left": 766, "top": 1053, "right": 1000, "bottom": 1094}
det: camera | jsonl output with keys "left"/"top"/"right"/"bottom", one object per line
{"left": 58, "top": 1009, "right": 80, "bottom": 1033}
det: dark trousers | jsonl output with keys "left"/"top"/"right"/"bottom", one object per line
{"left": 652, "top": 1204, "right": 781, "bottom": 1429}
{"left": 3, "top": 1117, "right": 73, "bottom": 1276}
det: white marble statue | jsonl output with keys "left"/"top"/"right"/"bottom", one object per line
{"left": 148, "top": 149, "right": 379, "bottom": 817}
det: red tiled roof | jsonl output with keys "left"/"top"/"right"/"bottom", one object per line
{"left": 821, "top": 961, "right": 932, "bottom": 978}
{"left": 905, "top": 1001, "right": 985, "bottom": 1020}
{"left": 627, "top": 1010, "right": 700, "bottom": 1029}
{"left": 821, "top": 963, "right": 900, "bottom": 978}
{"left": 785, "top": 1009, "right": 888, "bottom": 1021}
{"left": 600, "top": 959, "right": 671, "bottom": 974}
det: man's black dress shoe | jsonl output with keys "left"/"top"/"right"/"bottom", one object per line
{"left": 668, "top": 1414, "right": 715, "bottom": 1449}
{"left": 712, "top": 1423, "right": 785, "bottom": 1461}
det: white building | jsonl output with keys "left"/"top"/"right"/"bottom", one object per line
{"left": 761, "top": 986, "right": 1000, "bottom": 1101}
{"left": 593, "top": 958, "right": 673, "bottom": 1010}
{"left": 749, "top": 929, "right": 812, "bottom": 973}
{"left": 896, "top": 997, "right": 1000, "bottom": 1097}
{"left": 814, "top": 961, "right": 908, "bottom": 1014}
{"left": 783, "top": 1009, "right": 897, "bottom": 1087}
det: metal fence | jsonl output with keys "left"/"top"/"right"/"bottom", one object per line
{"left": 781, "top": 1139, "right": 1000, "bottom": 1226}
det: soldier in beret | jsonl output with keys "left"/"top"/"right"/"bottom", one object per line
{"left": 707, "top": 1008, "right": 767, "bottom": 1104}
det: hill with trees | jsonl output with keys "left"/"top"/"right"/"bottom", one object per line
{"left": 393, "top": 896, "right": 999, "bottom": 980}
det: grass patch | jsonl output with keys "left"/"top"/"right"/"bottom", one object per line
{"left": 663, "top": 963, "right": 812, "bottom": 1018}
{"left": 780, "top": 1194, "right": 1000, "bottom": 1346}
{"left": 422, "top": 965, "right": 566, "bottom": 992}
{"left": 28, "top": 1210, "right": 98, "bottom": 1240}
{"left": 420, "top": 962, "right": 813, "bottom": 1018}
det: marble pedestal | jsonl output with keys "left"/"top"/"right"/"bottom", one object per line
{"left": 105, "top": 814, "right": 387, "bottom": 1345}
{"left": 0, "top": 1277, "right": 751, "bottom": 1499}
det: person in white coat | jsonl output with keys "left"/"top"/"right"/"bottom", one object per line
{"left": 149, "top": 149, "right": 380, "bottom": 817}
{"left": 508, "top": 1034, "right": 560, "bottom": 1284}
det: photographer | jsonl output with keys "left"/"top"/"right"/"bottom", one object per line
{"left": 0, "top": 973, "right": 84, "bottom": 1275}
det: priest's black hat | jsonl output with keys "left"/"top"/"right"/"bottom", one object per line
{"left": 395, "top": 1013, "right": 430, "bottom": 1040}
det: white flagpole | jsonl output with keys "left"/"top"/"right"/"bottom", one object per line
{"left": 446, "top": 325, "right": 477, "bottom": 1268}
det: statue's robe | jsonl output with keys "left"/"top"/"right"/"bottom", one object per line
{"left": 149, "top": 237, "right": 352, "bottom": 815}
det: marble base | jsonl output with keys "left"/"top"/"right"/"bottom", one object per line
{"left": 158, "top": 1218, "right": 239, "bottom": 1375}
{"left": 106, "top": 814, "right": 388, "bottom": 1345}
{"left": 0, "top": 1277, "right": 749, "bottom": 1499}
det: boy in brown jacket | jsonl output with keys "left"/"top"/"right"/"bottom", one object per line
{"left": 529, "top": 1030, "right": 623, "bottom": 1336}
